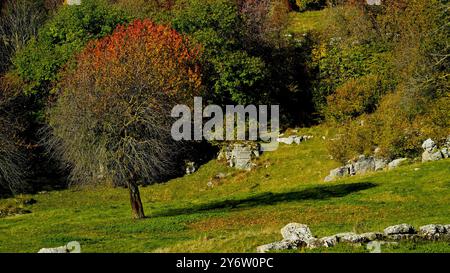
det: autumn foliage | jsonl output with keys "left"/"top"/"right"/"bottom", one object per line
{"left": 48, "top": 19, "right": 203, "bottom": 218}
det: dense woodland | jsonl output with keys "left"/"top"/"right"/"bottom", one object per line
{"left": 0, "top": 0, "right": 448, "bottom": 218}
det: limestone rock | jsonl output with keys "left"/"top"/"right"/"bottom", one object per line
{"left": 280, "top": 223, "right": 315, "bottom": 245}
{"left": 374, "top": 158, "right": 388, "bottom": 171}
{"left": 384, "top": 224, "right": 416, "bottom": 235}
{"left": 318, "top": 235, "right": 338, "bottom": 247}
{"left": 360, "top": 232, "right": 384, "bottom": 241}
{"left": 38, "top": 241, "right": 80, "bottom": 253}
{"left": 353, "top": 155, "right": 376, "bottom": 174}
{"left": 334, "top": 232, "right": 366, "bottom": 244}
{"left": 422, "top": 150, "right": 443, "bottom": 163}
{"left": 419, "top": 224, "right": 446, "bottom": 239}
{"left": 256, "top": 240, "right": 302, "bottom": 253}
{"left": 324, "top": 166, "right": 350, "bottom": 182}
{"left": 387, "top": 158, "right": 409, "bottom": 169}
{"left": 422, "top": 138, "right": 436, "bottom": 152}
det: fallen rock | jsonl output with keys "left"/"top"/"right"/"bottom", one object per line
{"left": 280, "top": 223, "right": 315, "bottom": 245}
{"left": 384, "top": 224, "right": 416, "bottom": 235}
{"left": 318, "top": 235, "right": 338, "bottom": 247}
{"left": 422, "top": 150, "right": 443, "bottom": 163}
{"left": 421, "top": 138, "right": 445, "bottom": 162}
{"left": 256, "top": 239, "right": 302, "bottom": 253}
{"left": 374, "top": 158, "right": 388, "bottom": 171}
{"left": 353, "top": 155, "right": 376, "bottom": 174}
{"left": 38, "top": 246, "right": 69, "bottom": 253}
{"left": 387, "top": 158, "right": 409, "bottom": 169}
{"left": 324, "top": 166, "right": 350, "bottom": 182}
{"left": 38, "top": 241, "right": 80, "bottom": 253}
{"left": 334, "top": 232, "right": 366, "bottom": 244}
{"left": 419, "top": 224, "right": 446, "bottom": 239}
{"left": 360, "top": 232, "right": 384, "bottom": 242}
{"left": 422, "top": 138, "right": 436, "bottom": 152}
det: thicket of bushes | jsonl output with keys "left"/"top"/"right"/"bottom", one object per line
{"left": 315, "top": 1, "right": 449, "bottom": 162}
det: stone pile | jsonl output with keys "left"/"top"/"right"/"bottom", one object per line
{"left": 257, "top": 223, "right": 450, "bottom": 253}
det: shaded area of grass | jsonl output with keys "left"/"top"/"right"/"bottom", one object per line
{"left": 153, "top": 182, "right": 377, "bottom": 217}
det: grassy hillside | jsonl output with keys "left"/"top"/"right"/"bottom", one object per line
{"left": 1, "top": 126, "right": 449, "bottom": 253}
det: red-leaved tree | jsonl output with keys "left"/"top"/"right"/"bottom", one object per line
{"left": 48, "top": 19, "right": 202, "bottom": 219}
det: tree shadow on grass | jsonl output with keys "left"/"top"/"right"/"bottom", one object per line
{"left": 152, "top": 182, "right": 377, "bottom": 217}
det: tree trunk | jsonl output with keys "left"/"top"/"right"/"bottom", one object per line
{"left": 127, "top": 180, "right": 145, "bottom": 219}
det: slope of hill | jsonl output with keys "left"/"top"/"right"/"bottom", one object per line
{"left": 1, "top": 126, "right": 449, "bottom": 253}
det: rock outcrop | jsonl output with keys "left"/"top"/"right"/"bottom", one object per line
{"left": 324, "top": 155, "right": 408, "bottom": 182}
{"left": 218, "top": 143, "right": 260, "bottom": 170}
{"left": 422, "top": 138, "right": 450, "bottom": 162}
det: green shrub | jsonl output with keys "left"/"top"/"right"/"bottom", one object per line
{"left": 13, "top": 0, "right": 128, "bottom": 96}
{"left": 171, "top": 0, "right": 268, "bottom": 105}
{"left": 322, "top": 1, "right": 449, "bottom": 160}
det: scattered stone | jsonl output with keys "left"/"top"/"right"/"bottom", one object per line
{"left": 422, "top": 138, "right": 436, "bottom": 152}
{"left": 384, "top": 223, "right": 416, "bottom": 235}
{"left": 276, "top": 134, "right": 313, "bottom": 145}
{"left": 325, "top": 154, "right": 394, "bottom": 181}
{"left": 324, "top": 166, "right": 351, "bottom": 182}
{"left": 38, "top": 246, "right": 69, "bottom": 253}
{"left": 257, "top": 223, "right": 449, "bottom": 252}
{"left": 218, "top": 143, "right": 260, "bottom": 170}
{"left": 422, "top": 150, "right": 443, "bottom": 162}
{"left": 334, "top": 232, "right": 366, "bottom": 244}
{"left": 318, "top": 235, "right": 338, "bottom": 247}
{"left": 256, "top": 240, "right": 302, "bottom": 253}
{"left": 360, "top": 232, "right": 384, "bottom": 242}
{"left": 421, "top": 138, "right": 449, "bottom": 162}
{"left": 419, "top": 224, "right": 446, "bottom": 239}
{"left": 38, "top": 241, "right": 80, "bottom": 253}
{"left": 353, "top": 155, "right": 376, "bottom": 174}
{"left": 374, "top": 158, "right": 388, "bottom": 171}
{"left": 280, "top": 223, "right": 315, "bottom": 245}
{"left": 387, "top": 158, "right": 409, "bottom": 169}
